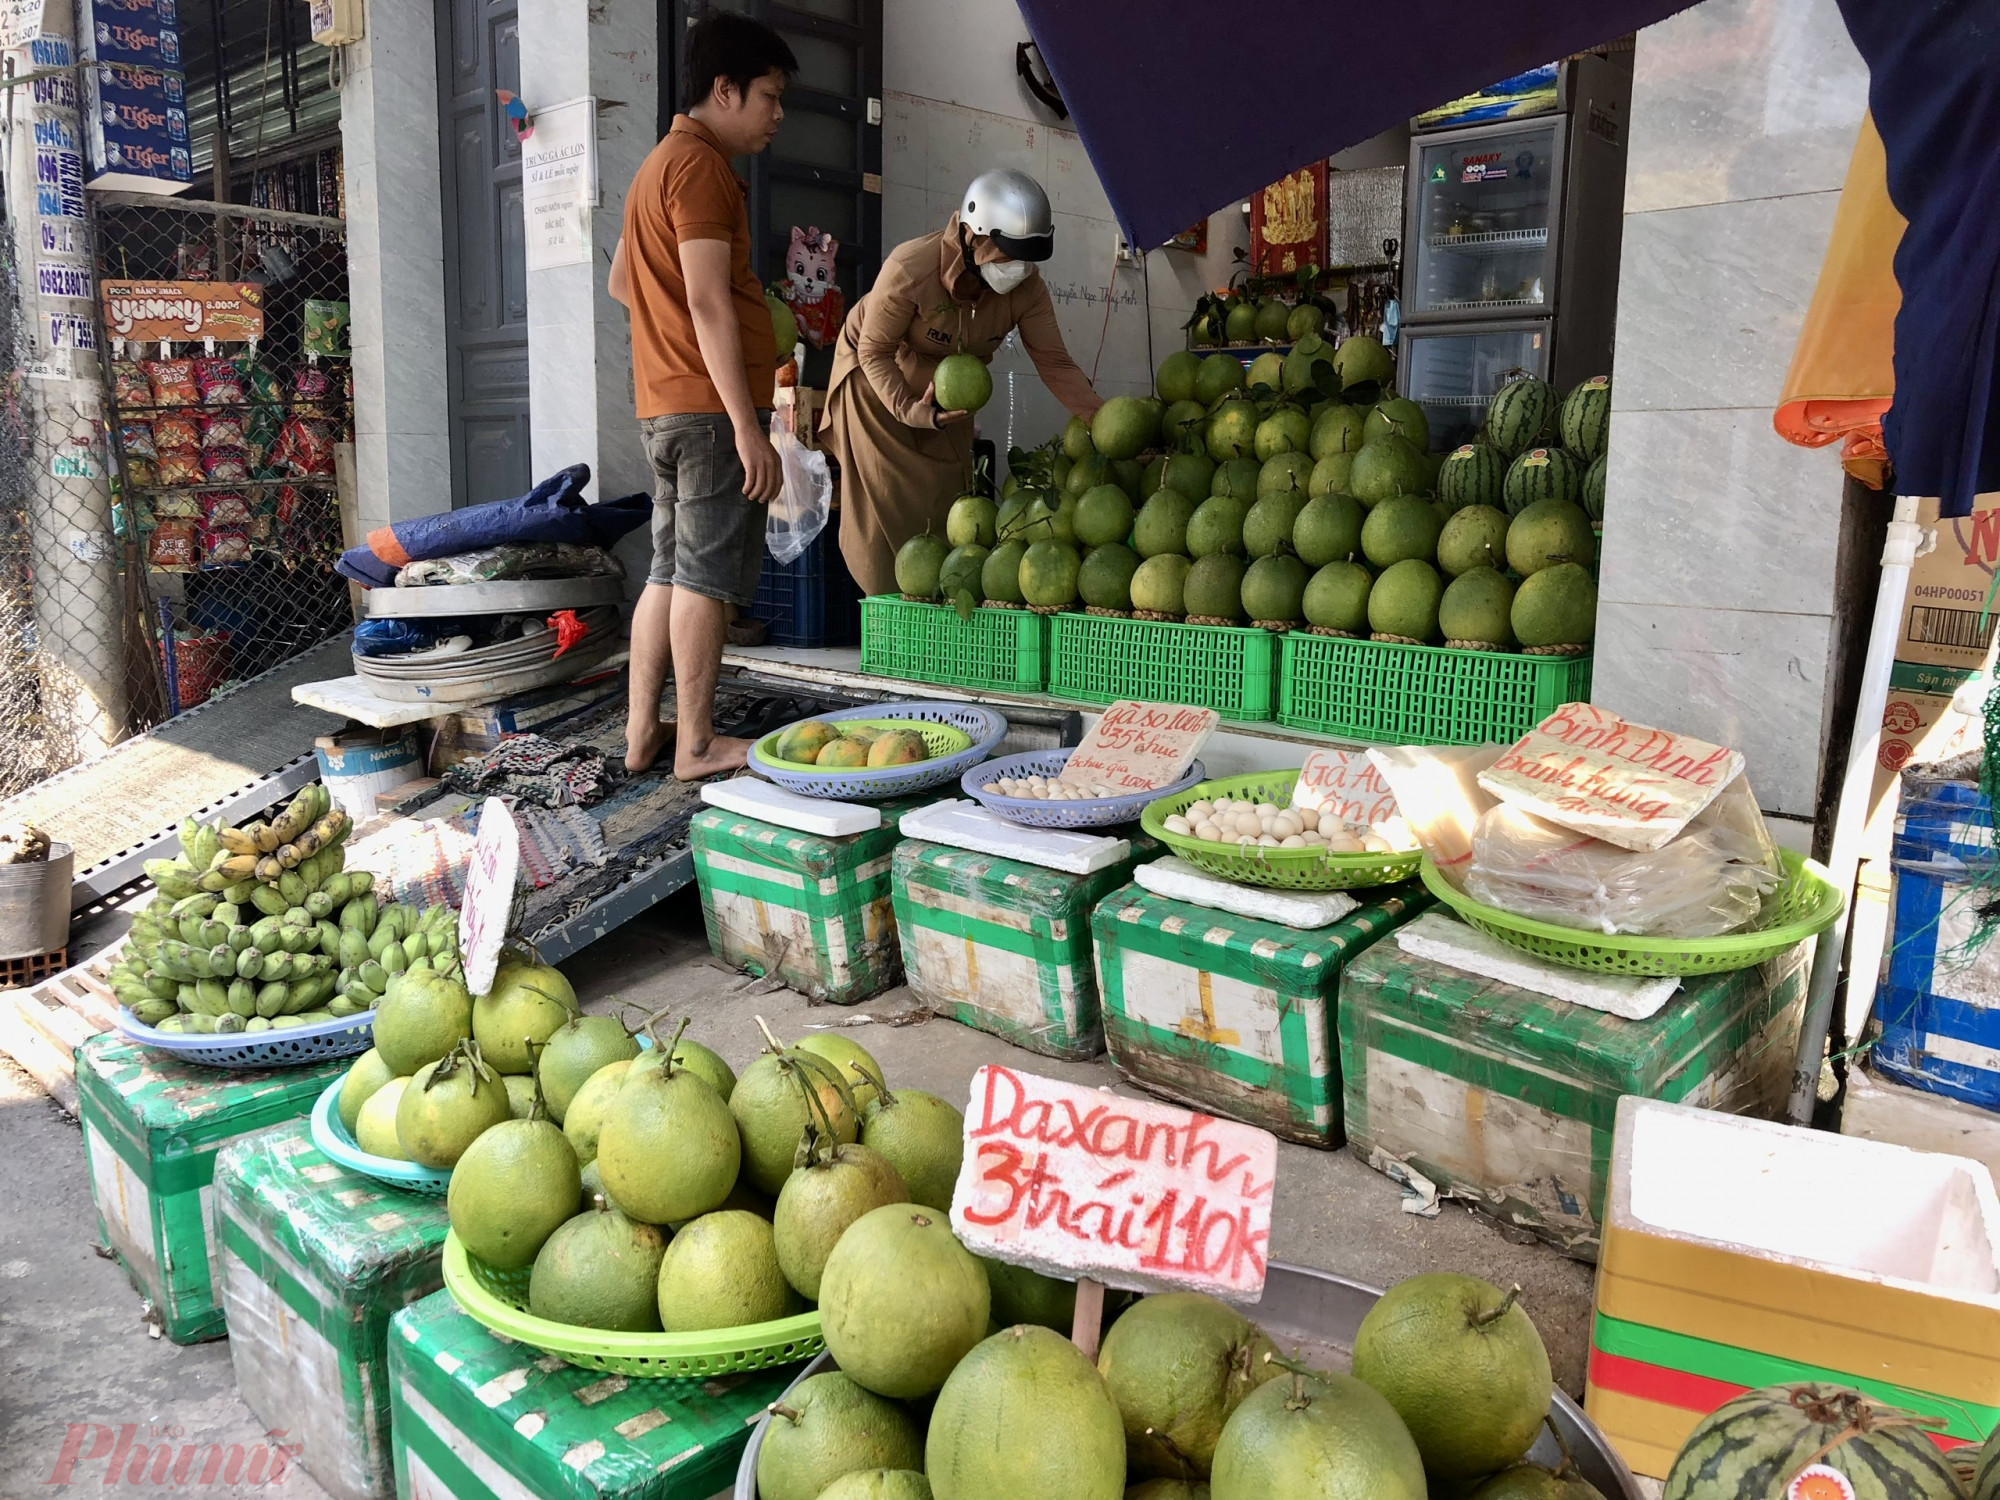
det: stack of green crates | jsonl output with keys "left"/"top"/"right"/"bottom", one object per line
{"left": 860, "top": 596, "right": 1047, "bottom": 692}
{"left": 1049, "top": 613, "right": 1279, "bottom": 721}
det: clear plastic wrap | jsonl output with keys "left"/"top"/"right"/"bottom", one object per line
{"left": 1364, "top": 742, "right": 1505, "bottom": 889}
{"left": 396, "top": 542, "right": 626, "bottom": 586}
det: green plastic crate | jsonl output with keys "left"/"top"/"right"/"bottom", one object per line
{"left": 1277, "top": 631, "right": 1592, "bottom": 745}
{"left": 1047, "top": 612, "right": 1279, "bottom": 721}
{"left": 859, "top": 595, "right": 1047, "bottom": 691}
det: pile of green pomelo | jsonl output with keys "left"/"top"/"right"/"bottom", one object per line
{"left": 893, "top": 298, "right": 1605, "bottom": 656}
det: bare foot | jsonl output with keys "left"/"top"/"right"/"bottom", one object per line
{"left": 674, "top": 734, "right": 753, "bottom": 781}
{"left": 625, "top": 719, "right": 676, "bottom": 774}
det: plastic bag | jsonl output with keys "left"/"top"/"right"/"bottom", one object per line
{"left": 765, "top": 413, "right": 832, "bottom": 566}
{"left": 1463, "top": 777, "right": 1783, "bottom": 938}
{"left": 1364, "top": 742, "right": 1505, "bottom": 890}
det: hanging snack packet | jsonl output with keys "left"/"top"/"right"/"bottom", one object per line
{"left": 147, "top": 359, "right": 199, "bottom": 406}
{"left": 148, "top": 518, "right": 198, "bottom": 568}
{"left": 201, "top": 447, "right": 251, "bottom": 482}
{"left": 200, "top": 526, "right": 253, "bottom": 566}
{"left": 237, "top": 357, "right": 284, "bottom": 407}
{"left": 195, "top": 357, "right": 246, "bottom": 405}
{"left": 114, "top": 361, "right": 153, "bottom": 406}
{"left": 202, "top": 491, "right": 255, "bottom": 527}
{"left": 120, "top": 421, "right": 157, "bottom": 459}
{"left": 201, "top": 412, "right": 246, "bottom": 449}
{"left": 158, "top": 451, "right": 203, "bottom": 486}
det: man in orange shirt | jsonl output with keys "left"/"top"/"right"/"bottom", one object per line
{"left": 619, "top": 15, "right": 795, "bottom": 778}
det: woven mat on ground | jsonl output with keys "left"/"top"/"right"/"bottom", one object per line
{"left": 439, "top": 734, "right": 622, "bottom": 808}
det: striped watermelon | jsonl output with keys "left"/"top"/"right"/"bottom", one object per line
{"left": 1972, "top": 1421, "right": 1999, "bottom": 1499}
{"left": 1664, "top": 1385, "right": 1965, "bottom": 1500}
{"left": 1485, "top": 376, "right": 1557, "bottom": 457}
{"left": 1559, "top": 375, "right": 1611, "bottom": 460}
{"left": 1583, "top": 453, "right": 1607, "bottom": 521}
{"left": 1438, "top": 442, "right": 1506, "bottom": 513}
{"left": 1502, "top": 447, "right": 1583, "bottom": 515}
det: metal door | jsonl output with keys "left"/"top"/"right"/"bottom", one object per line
{"left": 437, "top": 0, "right": 531, "bottom": 506}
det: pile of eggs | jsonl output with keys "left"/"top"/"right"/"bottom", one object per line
{"left": 1163, "top": 796, "right": 1417, "bottom": 854}
{"left": 983, "top": 772, "right": 1120, "bottom": 801}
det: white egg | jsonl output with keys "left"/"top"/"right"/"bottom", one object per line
{"left": 1324, "top": 832, "right": 1364, "bottom": 853}
{"left": 1233, "top": 812, "right": 1262, "bottom": 838}
{"left": 1164, "top": 815, "right": 1190, "bottom": 835}
{"left": 1296, "top": 807, "right": 1320, "bottom": 831}
{"left": 1187, "top": 800, "right": 1212, "bottom": 820}
{"left": 1194, "top": 821, "right": 1221, "bottom": 842}
{"left": 1280, "top": 834, "right": 1306, "bottom": 848}
{"left": 1272, "top": 813, "right": 1301, "bottom": 839}
{"left": 1302, "top": 828, "right": 1326, "bottom": 844}
{"left": 1362, "top": 832, "right": 1393, "bottom": 852}
{"left": 1258, "top": 834, "right": 1279, "bottom": 846}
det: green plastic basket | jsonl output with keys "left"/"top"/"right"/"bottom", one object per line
{"left": 1418, "top": 848, "right": 1844, "bottom": 976}
{"left": 860, "top": 596, "right": 1047, "bottom": 692}
{"left": 441, "top": 1232, "right": 824, "bottom": 1379}
{"left": 1140, "top": 769, "right": 1422, "bottom": 891}
{"left": 1049, "top": 612, "right": 1278, "bottom": 721}
{"left": 1278, "top": 631, "right": 1592, "bottom": 745}
{"left": 753, "top": 717, "right": 973, "bottom": 771}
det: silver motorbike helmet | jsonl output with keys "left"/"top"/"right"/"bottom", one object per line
{"left": 959, "top": 169, "right": 1054, "bottom": 262}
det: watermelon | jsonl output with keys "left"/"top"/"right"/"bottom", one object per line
{"left": 1663, "top": 1384, "right": 1965, "bottom": 1500}
{"left": 1972, "top": 1422, "right": 1999, "bottom": 1499}
{"left": 1485, "top": 377, "right": 1557, "bottom": 458}
{"left": 1582, "top": 453, "right": 1607, "bottom": 522}
{"left": 1559, "top": 375, "right": 1610, "bottom": 461}
{"left": 1502, "top": 447, "right": 1583, "bottom": 515}
{"left": 1438, "top": 442, "right": 1506, "bottom": 512}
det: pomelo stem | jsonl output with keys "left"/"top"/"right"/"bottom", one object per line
{"left": 852, "top": 1058, "right": 896, "bottom": 1109}
{"left": 1071, "top": 1277, "right": 1104, "bottom": 1360}
{"left": 662, "top": 1015, "right": 691, "bottom": 1078}
{"left": 525, "top": 1038, "right": 552, "bottom": 1122}
{"left": 1471, "top": 1284, "right": 1524, "bottom": 1327}
{"left": 754, "top": 1014, "right": 785, "bottom": 1054}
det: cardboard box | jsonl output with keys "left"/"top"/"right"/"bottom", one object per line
{"left": 1863, "top": 659, "right": 1983, "bottom": 857}
{"left": 79, "top": 0, "right": 183, "bottom": 68}
{"left": 1898, "top": 494, "right": 2000, "bottom": 670}
{"left": 83, "top": 61, "right": 191, "bottom": 192}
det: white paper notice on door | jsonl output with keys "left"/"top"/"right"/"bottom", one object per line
{"left": 521, "top": 97, "right": 597, "bottom": 273}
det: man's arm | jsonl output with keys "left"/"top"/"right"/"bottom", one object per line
{"left": 682, "top": 236, "right": 781, "bottom": 503}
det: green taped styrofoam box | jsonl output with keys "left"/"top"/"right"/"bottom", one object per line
{"left": 891, "top": 837, "right": 1152, "bottom": 1060}
{"left": 75, "top": 1031, "right": 349, "bottom": 1344}
{"left": 689, "top": 802, "right": 918, "bottom": 1005}
{"left": 388, "top": 1289, "right": 792, "bottom": 1500}
{"left": 1092, "top": 883, "right": 1429, "bottom": 1148}
{"left": 1338, "top": 939, "right": 1810, "bottom": 1260}
{"left": 214, "top": 1120, "right": 451, "bottom": 1500}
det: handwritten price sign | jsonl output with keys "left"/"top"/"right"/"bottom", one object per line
{"left": 1478, "top": 703, "right": 1744, "bottom": 852}
{"left": 950, "top": 1065, "right": 1277, "bottom": 1301}
{"left": 458, "top": 798, "right": 521, "bottom": 997}
{"left": 1289, "top": 748, "right": 1398, "bottom": 824}
{"left": 1059, "top": 701, "right": 1218, "bottom": 793}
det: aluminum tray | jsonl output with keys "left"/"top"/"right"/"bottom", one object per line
{"left": 364, "top": 576, "right": 626, "bottom": 618}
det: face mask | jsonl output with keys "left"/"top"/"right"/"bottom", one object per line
{"left": 980, "top": 260, "right": 1034, "bottom": 294}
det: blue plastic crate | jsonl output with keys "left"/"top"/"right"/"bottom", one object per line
{"left": 753, "top": 527, "right": 860, "bottom": 648}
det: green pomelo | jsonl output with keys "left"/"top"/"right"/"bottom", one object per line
{"left": 1583, "top": 454, "right": 1607, "bottom": 522}
{"left": 1020, "top": 540, "right": 1082, "bottom": 608}
{"left": 1287, "top": 303, "right": 1325, "bottom": 341}
{"left": 755, "top": 1371, "right": 926, "bottom": 1500}
{"left": 598, "top": 1064, "right": 739, "bottom": 1224}
{"left": 1210, "top": 457, "right": 1262, "bottom": 501}
{"left": 927, "top": 1325, "right": 1125, "bottom": 1500}
{"left": 992, "top": 494, "right": 1028, "bottom": 543}
{"left": 1163, "top": 399, "right": 1208, "bottom": 449}
{"left": 1156, "top": 350, "right": 1202, "bottom": 405}
{"left": 821, "top": 1203, "right": 989, "bottom": 1399}
{"left": 1558, "top": 375, "right": 1611, "bottom": 461}
{"left": 1469, "top": 1463, "right": 1605, "bottom": 1500}
{"left": 1363, "top": 396, "right": 1430, "bottom": 451}
{"left": 1061, "top": 414, "right": 1096, "bottom": 462}
{"left": 1129, "top": 1484, "right": 1211, "bottom": 1500}
{"left": 933, "top": 353, "right": 992, "bottom": 414}
{"left": 1053, "top": 455, "right": 1074, "bottom": 490}
{"left": 472, "top": 958, "right": 578, "bottom": 1075}
{"left": 338, "top": 1048, "right": 396, "bottom": 1136}
{"left": 940, "top": 543, "right": 989, "bottom": 604}
{"left": 1333, "top": 334, "right": 1394, "bottom": 389}
{"left": 1242, "top": 554, "right": 1310, "bottom": 623}
{"left": 1210, "top": 1370, "right": 1426, "bottom": 1500}
{"left": 561, "top": 1058, "right": 633, "bottom": 1163}
{"left": 1079, "top": 543, "right": 1142, "bottom": 611}
{"left": 859, "top": 1084, "right": 964, "bottom": 1212}
{"left": 1352, "top": 1273, "right": 1552, "bottom": 1479}
{"left": 894, "top": 534, "right": 950, "bottom": 599}
{"left": 1438, "top": 443, "right": 1507, "bottom": 512}
{"left": 1254, "top": 409, "right": 1309, "bottom": 463}
{"left": 1295, "top": 494, "right": 1366, "bottom": 568}
{"left": 1504, "top": 498, "right": 1596, "bottom": 576}
{"left": 1223, "top": 302, "right": 1259, "bottom": 343}
{"left": 1511, "top": 564, "right": 1598, "bottom": 649}
{"left": 1099, "top": 1292, "right": 1281, "bottom": 1478}
{"left": 656, "top": 1209, "right": 799, "bottom": 1331}
{"left": 1282, "top": 335, "right": 1334, "bottom": 396}
{"left": 1439, "top": 567, "right": 1518, "bottom": 648}
{"left": 1206, "top": 399, "right": 1260, "bottom": 461}
{"left": 397, "top": 1048, "right": 512, "bottom": 1168}
{"left": 449, "top": 1117, "right": 581, "bottom": 1270}
{"left": 619, "top": 1033, "right": 733, "bottom": 1101}
{"left": 1437, "top": 505, "right": 1512, "bottom": 577}
{"left": 1076, "top": 484, "right": 1136, "bottom": 548}
{"left": 1254, "top": 298, "right": 1291, "bottom": 341}
{"left": 1664, "top": 1384, "right": 1966, "bottom": 1500}
{"left": 790, "top": 1033, "right": 880, "bottom": 1111}
{"left": 1141, "top": 456, "right": 1166, "bottom": 499}
{"left": 1349, "top": 435, "right": 1431, "bottom": 508}
{"left": 529, "top": 1203, "right": 668, "bottom": 1332}
{"left": 1194, "top": 353, "right": 1245, "bottom": 406}
{"left": 1134, "top": 490, "right": 1196, "bottom": 558}
{"left": 817, "top": 1472, "right": 934, "bottom": 1500}
{"left": 1243, "top": 491, "right": 1307, "bottom": 558}
{"left": 775, "top": 1142, "right": 908, "bottom": 1301}
{"left": 1308, "top": 452, "right": 1354, "bottom": 499}
{"left": 1064, "top": 454, "right": 1111, "bottom": 500}
{"left": 731, "top": 1048, "right": 859, "bottom": 1196}
{"left": 1304, "top": 562, "right": 1373, "bottom": 632}
{"left": 1360, "top": 493, "right": 1443, "bottom": 569}
{"left": 355, "top": 1077, "right": 411, "bottom": 1160}
{"left": 1246, "top": 351, "right": 1284, "bottom": 391}
{"left": 1310, "top": 404, "right": 1367, "bottom": 460}
{"left": 1255, "top": 451, "right": 1313, "bottom": 499}
{"left": 982, "top": 1258, "right": 1080, "bottom": 1331}
{"left": 1187, "top": 495, "right": 1249, "bottom": 559}
{"left": 1368, "top": 559, "right": 1444, "bottom": 640}
{"left": 1109, "top": 457, "right": 1147, "bottom": 500}
{"left": 947, "top": 494, "right": 998, "bottom": 548}
{"left": 1484, "top": 376, "right": 1558, "bottom": 457}
{"left": 503, "top": 1074, "right": 535, "bottom": 1119}
{"left": 1130, "top": 554, "right": 1192, "bottom": 615}
{"left": 1183, "top": 554, "right": 1247, "bottom": 621}
{"left": 1159, "top": 452, "right": 1216, "bottom": 503}
{"left": 981, "top": 541, "right": 1028, "bottom": 604}
{"left": 1501, "top": 447, "right": 1584, "bottom": 514}
{"left": 769, "top": 293, "right": 799, "bottom": 355}
{"left": 537, "top": 1015, "right": 640, "bottom": 1124}
{"left": 1092, "top": 396, "right": 1159, "bottom": 461}
{"left": 374, "top": 967, "right": 473, "bottom": 1077}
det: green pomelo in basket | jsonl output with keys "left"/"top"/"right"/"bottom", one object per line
{"left": 1512, "top": 563, "right": 1598, "bottom": 649}
{"left": 981, "top": 1258, "right": 1079, "bottom": 1331}
{"left": 1209, "top": 456, "right": 1261, "bottom": 501}
{"left": 1163, "top": 398, "right": 1209, "bottom": 450}
{"left": 790, "top": 1032, "right": 878, "bottom": 1110}
{"left": 731, "top": 1045, "right": 860, "bottom": 1195}
{"left": 1210, "top": 1369, "right": 1427, "bottom": 1500}
{"left": 1255, "top": 407, "right": 1311, "bottom": 461}
{"left": 1469, "top": 1462, "right": 1605, "bottom": 1500}
{"left": 1295, "top": 493, "right": 1365, "bottom": 568}
{"left": 449, "top": 1116, "right": 581, "bottom": 1269}
{"left": 1021, "top": 540, "right": 1082, "bottom": 608}
{"left": 1350, "top": 435, "right": 1431, "bottom": 509}
{"left": 1505, "top": 498, "right": 1596, "bottom": 576}
{"left": 1368, "top": 559, "right": 1444, "bottom": 640}
{"left": 655, "top": 1208, "right": 799, "bottom": 1332}
{"left": 1361, "top": 493, "right": 1443, "bottom": 569}
{"left": 1061, "top": 414, "right": 1096, "bottom": 462}
{"left": 1334, "top": 333, "right": 1394, "bottom": 389}
{"left": 1438, "top": 567, "right": 1518, "bottom": 649}
{"left": 933, "top": 353, "right": 992, "bottom": 414}
{"left": 560, "top": 1058, "right": 632, "bottom": 1164}
{"left": 1304, "top": 561, "right": 1373, "bottom": 632}
{"left": 398, "top": 1045, "right": 512, "bottom": 1169}
{"left": 1256, "top": 450, "right": 1314, "bottom": 499}
{"left": 1558, "top": 375, "right": 1611, "bottom": 461}
{"left": 1364, "top": 396, "right": 1430, "bottom": 452}
{"left": 1254, "top": 297, "right": 1292, "bottom": 342}
{"left": 374, "top": 967, "right": 473, "bottom": 1076}
{"left": 1135, "top": 489, "right": 1197, "bottom": 558}
{"left": 1485, "top": 376, "right": 1558, "bottom": 457}
{"left": 947, "top": 494, "right": 999, "bottom": 548}
{"left": 1352, "top": 1273, "right": 1552, "bottom": 1479}
{"left": 1076, "top": 484, "right": 1137, "bottom": 547}
{"left": 817, "top": 1472, "right": 934, "bottom": 1500}
{"left": 1157, "top": 349, "right": 1202, "bottom": 405}
{"left": 1245, "top": 491, "right": 1307, "bottom": 558}
{"left": 894, "top": 533, "right": 950, "bottom": 599}
{"left": 1246, "top": 351, "right": 1285, "bottom": 392}
{"left": 470, "top": 959, "right": 577, "bottom": 1076}
{"left": 1065, "top": 453, "right": 1111, "bottom": 499}
{"left": 1438, "top": 505, "right": 1511, "bottom": 577}
{"left": 1093, "top": 396, "right": 1160, "bottom": 460}
{"left": 338, "top": 1047, "right": 395, "bottom": 1135}
{"left": 769, "top": 293, "right": 799, "bottom": 355}
{"left": 1128, "top": 1483, "right": 1210, "bottom": 1500}
{"left": 859, "top": 1071, "right": 964, "bottom": 1212}
{"left": 1079, "top": 543, "right": 1142, "bottom": 611}
{"left": 1131, "top": 554, "right": 1193, "bottom": 615}
{"left": 775, "top": 1141, "right": 908, "bottom": 1301}
{"left": 671, "top": 1175, "right": 774, "bottom": 1230}
{"left": 1308, "top": 452, "right": 1354, "bottom": 499}
{"left": 1502, "top": 447, "right": 1583, "bottom": 514}
{"left": 1282, "top": 334, "right": 1334, "bottom": 396}
{"left": 1310, "top": 404, "right": 1367, "bottom": 460}
{"left": 528, "top": 1201, "right": 668, "bottom": 1332}
{"left": 504, "top": 1077, "right": 534, "bottom": 1119}
{"left": 1188, "top": 494, "right": 1250, "bottom": 559}
{"left": 1224, "top": 301, "right": 1259, "bottom": 343}
{"left": 1195, "top": 352, "right": 1246, "bottom": 406}
{"left": 598, "top": 1055, "right": 739, "bottom": 1225}
{"left": 1663, "top": 1384, "right": 1967, "bottom": 1500}
{"left": 1243, "top": 554, "right": 1310, "bottom": 623}
{"left": 1110, "top": 456, "right": 1147, "bottom": 500}
{"left": 1099, "top": 1291, "right": 1281, "bottom": 1478}
{"left": 981, "top": 541, "right": 1028, "bottom": 604}
{"left": 355, "top": 1076, "right": 410, "bottom": 1159}
{"left": 1288, "top": 302, "right": 1326, "bottom": 341}
{"left": 940, "top": 543, "right": 990, "bottom": 604}
{"left": 1582, "top": 453, "right": 1607, "bottom": 522}
{"left": 1438, "top": 442, "right": 1506, "bottom": 512}
{"left": 1160, "top": 451, "right": 1216, "bottom": 503}
{"left": 756, "top": 1371, "right": 927, "bottom": 1500}
{"left": 821, "top": 1203, "right": 990, "bottom": 1399}
{"left": 1184, "top": 554, "right": 1247, "bottom": 621}
{"left": 536, "top": 1014, "right": 640, "bottom": 1124}
{"left": 1207, "top": 398, "right": 1261, "bottom": 461}
{"left": 927, "top": 1325, "right": 1126, "bottom": 1500}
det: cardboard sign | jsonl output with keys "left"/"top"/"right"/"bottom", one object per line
{"left": 1289, "top": 748, "right": 1398, "bottom": 825}
{"left": 458, "top": 798, "right": 520, "bottom": 997}
{"left": 101, "top": 280, "right": 262, "bottom": 343}
{"left": 1478, "top": 703, "right": 1743, "bottom": 853}
{"left": 950, "top": 1065, "right": 1277, "bottom": 1301}
{"left": 1060, "top": 701, "right": 1218, "bottom": 793}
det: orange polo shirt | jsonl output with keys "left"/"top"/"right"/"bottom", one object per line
{"left": 623, "top": 114, "right": 778, "bottom": 419}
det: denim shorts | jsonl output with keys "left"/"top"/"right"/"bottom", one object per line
{"left": 639, "top": 411, "right": 771, "bottom": 606}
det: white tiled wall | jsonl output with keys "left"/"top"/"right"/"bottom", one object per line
{"left": 1592, "top": 0, "right": 1869, "bottom": 826}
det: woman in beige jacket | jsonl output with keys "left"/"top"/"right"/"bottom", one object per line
{"left": 823, "top": 170, "right": 1104, "bottom": 596}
